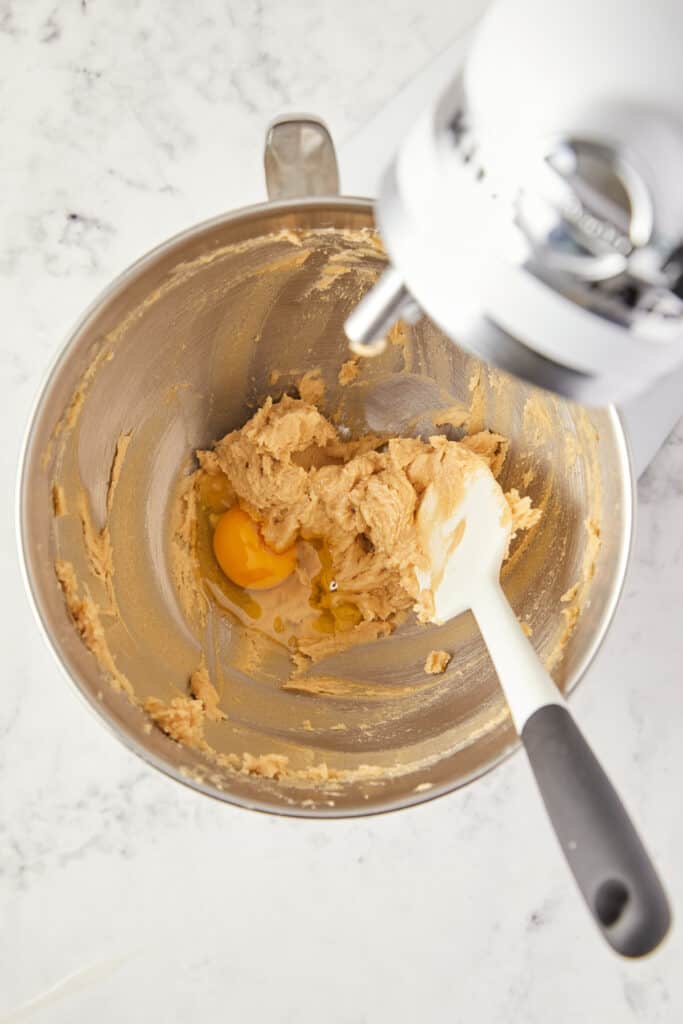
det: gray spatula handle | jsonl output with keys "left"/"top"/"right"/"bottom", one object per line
{"left": 522, "top": 704, "right": 671, "bottom": 957}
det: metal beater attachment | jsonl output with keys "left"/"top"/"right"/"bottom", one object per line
{"left": 345, "top": 266, "right": 421, "bottom": 356}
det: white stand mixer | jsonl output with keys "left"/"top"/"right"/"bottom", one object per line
{"left": 341, "top": 0, "right": 683, "bottom": 467}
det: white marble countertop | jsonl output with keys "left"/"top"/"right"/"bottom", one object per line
{"left": 1, "top": 2, "right": 682, "bottom": 1021}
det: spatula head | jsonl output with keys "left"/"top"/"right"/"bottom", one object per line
{"left": 415, "top": 465, "right": 512, "bottom": 624}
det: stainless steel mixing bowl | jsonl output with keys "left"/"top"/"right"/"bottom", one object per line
{"left": 18, "top": 120, "right": 633, "bottom": 816}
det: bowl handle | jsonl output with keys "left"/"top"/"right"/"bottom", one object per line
{"left": 264, "top": 115, "right": 340, "bottom": 200}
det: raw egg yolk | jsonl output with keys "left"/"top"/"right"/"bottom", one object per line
{"left": 212, "top": 506, "right": 296, "bottom": 590}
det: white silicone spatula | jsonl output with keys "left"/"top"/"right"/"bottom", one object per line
{"left": 416, "top": 465, "right": 670, "bottom": 957}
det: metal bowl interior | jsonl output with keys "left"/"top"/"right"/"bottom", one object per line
{"left": 19, "top": 198, "right": 632, "bottom": 816}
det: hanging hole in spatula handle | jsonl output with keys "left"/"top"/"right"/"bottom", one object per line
{"left": 521, "top": 704, "right": 671, "bottom": 957}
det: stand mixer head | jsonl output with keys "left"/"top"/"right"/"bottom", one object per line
{"left": 345, "top": 0, "right": 683, "bottom": 404}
